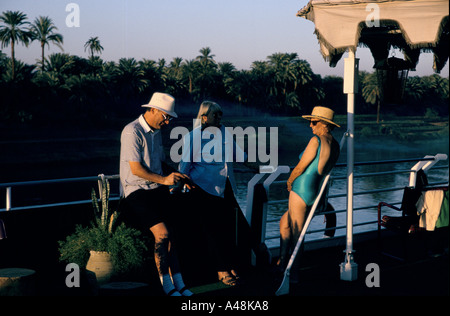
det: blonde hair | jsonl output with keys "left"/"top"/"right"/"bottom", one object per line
{"left": 194, "top": 101, "right": 223, "bottom": 128}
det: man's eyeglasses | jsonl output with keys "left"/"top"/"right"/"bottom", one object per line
{"left": 311, "top": 120, "right": 320, "bottom": 126}
{"left": 161, "top": 112, "right": 173, "bottom": 122}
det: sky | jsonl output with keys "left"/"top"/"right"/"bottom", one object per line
{"left": 1, "top": 0, "right": 448, "bottom": 78}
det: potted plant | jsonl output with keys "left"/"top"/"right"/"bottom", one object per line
{"left": 58, "top": 178, "right": 147, "bottom": 284}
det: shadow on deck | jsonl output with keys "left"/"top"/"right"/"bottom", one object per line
{"left": 0, "top": 202, "right": 448, "bottom": 297}
{"left": 193, "top": 230, "right": 449, "bottom": 296}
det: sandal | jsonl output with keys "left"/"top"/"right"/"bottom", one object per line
{"left": 231, "top": 270, "right": 240, "bottom": 281}
{"left": 219, "top": 274, "right": 237, "bottom": 286}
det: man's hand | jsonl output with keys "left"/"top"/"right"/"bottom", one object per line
{"left": 129, "top": 161, "right": 195, "bottom": 189}
{"left": 163, "top": 172, "right": 190, "bottom": 186}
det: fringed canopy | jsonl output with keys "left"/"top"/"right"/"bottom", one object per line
{"left": 297, "top": 0, "right": 449, "bottom": 72}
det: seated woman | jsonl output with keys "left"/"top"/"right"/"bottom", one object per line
{"left": 278, "top": 106, "right": 341, "bottom": 275}
{"left": 179, "top": 101, "right": 247, "bottom": 286}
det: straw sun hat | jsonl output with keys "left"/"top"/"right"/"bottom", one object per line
{"left": 141, "top": 92, "right": 178, "bottom": 118}
{"left": 302, "top": 106, "right": 340, "bottom": 128}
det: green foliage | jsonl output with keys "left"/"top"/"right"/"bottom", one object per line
{"left": 360, "top": 125, "right": 394, "bottom": 137}
{"left": 58, "top": 178, "right": 147, "bottom": 275}
{"left": 58, "top": 222, "right": 147, "bottom": 275}
{"left": 424, "top": 108, "right": 438, "bottom": 118}
{"left": 1, "top": 10, "right": 448, "bottom": 125}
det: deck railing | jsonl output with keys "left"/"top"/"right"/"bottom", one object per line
{"left": 244, "top": 154, "right": 448, "bottom": 249}
{"left": 1, "top": 155, "right": 448, "bottom": 248}
{"left": 0, "top": 175, "right": 120, "bottom": 212}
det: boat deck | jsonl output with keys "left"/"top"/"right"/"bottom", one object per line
{"left": 88, "top": 229, "right": 448, "bottom": 297}
{"left": 0, "top": 218, "right": 447, "bottom": 297}
{"left": 188, "top": 230, "right": 449, "bottom": 297}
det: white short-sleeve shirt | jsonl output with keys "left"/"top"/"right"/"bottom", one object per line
{"left": 120, "top": 115, "right": 164, "bottom": 197}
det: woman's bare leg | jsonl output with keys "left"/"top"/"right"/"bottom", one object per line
{"left": 286, "top": 192, "right": 308, "bottom": 282}
{"left": 278, "top": 211, "right": 291, "bottom": 269}
{"left": 288, "top": 191, "right": 308, "bottom": 243}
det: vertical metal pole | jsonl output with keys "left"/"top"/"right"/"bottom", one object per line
{"left": 340, "top": 48, "right": 358, "bottom": 281}
{"left": 346, "top": 49, "right": 355, "bottom": 260}
{"left": 6, "top": 187, "right": 11, "bottom": 211}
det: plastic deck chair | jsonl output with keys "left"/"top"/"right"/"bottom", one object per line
{"left": 378, "top": 177, "right": 449, "bottom": 261}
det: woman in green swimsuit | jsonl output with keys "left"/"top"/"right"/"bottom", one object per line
{"left": 278, "top": 106, "right": 341, "bottom": 274}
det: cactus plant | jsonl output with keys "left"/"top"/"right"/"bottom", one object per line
{"left": 58, "top": 177, "right": 147, "bottom": 276}
{"left": 91, "top": 179, "right": 117, "bottom": 234}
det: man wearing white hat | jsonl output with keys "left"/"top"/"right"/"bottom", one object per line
{"left": 120, "top": 92, "right": 193, "bottom": 296}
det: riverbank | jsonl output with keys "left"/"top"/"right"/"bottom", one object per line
{"left": 335, "top": 114, "right": 449, "bottom": 142}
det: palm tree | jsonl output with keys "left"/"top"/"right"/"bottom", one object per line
{"left": 1, "top": 58, "right": 35, "bottom": 83}
{"left": 266, "top": 52, "right": 315, "bottom": 109}
{"left": 195, "top": 47, "right": 217, "bottom": 99}
{"left": 139, "top": 58, "right": 164, "bottom": 92}
{"left": 250, "top": 61, "right": 273, "bottom": 107}
{"left": 115, "top": 57, "right": 149, "bottom": 94}
{"left": 423, "top": 74, "right": 449, "bottom": 102}
{"left": 196, "top": 47, "right": 216, "bottom": 68}
{"left": 285, "top": 91, "right": 300, "bottom": 109}
{"left": 84, "top": 36, "right": 104, "bottom": 59}
{"left": 181, "top": 59, "right": 198, "bottom": 94}
{"left": 30, "top": 16, "right": 64, "bottom": 71}
{"left": 0, "top": 10, "right": 33, "bottom": 80}
{"left": 362, "top": 72, "right": 382, "bottom": 123}
{"left": 64, "top": 73, "right": 105, "bottom": 109}
{"left": 45, "top": 53, "right": 75, "bottom": 76}
{"left": 404, "top": 76, "right": 425, "bottom": 103}
{"left": 218, "top": 62, "right": 236, "bottom": 79}
{"left": 267, "top": 53, "right": 288, "bottom": 89}
{"left": 167, "top": 57, "right": 183, "bottom": 80}
{"left": 224, "top": 70, "right": 254, "bottom": 104}
{"left": 269, "top": 53, "right": 311, "bottom": 93}
{"left": 291, "top": 59, "right": 313, "bottom": 90}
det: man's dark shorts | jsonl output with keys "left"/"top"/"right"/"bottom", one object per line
{"left": 121, "top": 186, "right": 172, "bottom": 231}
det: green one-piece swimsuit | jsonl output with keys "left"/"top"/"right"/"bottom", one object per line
{"left": 291, "top": 135, "right": 325, "bottom": 206}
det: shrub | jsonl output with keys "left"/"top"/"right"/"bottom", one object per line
{"left": 58, "top": 178, "right": 148, "bottom": 275}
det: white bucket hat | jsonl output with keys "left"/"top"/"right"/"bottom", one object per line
{"left": 302, "top": 106, "right": 340, "bottom": 128}
{"left": 141, "top": 92, "right": 178, "bottom": 118}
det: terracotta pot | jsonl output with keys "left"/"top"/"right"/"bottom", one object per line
{"left": 86, "top": 251, "right": 113, "bottom": 285}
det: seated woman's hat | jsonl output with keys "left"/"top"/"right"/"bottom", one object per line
{"left": 302, "top": 106, "right": 340, "bottom": 128}
{"left": 141, "top": 92, "right": 178, "bottom": 118}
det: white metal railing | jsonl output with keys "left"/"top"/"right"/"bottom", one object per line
{"left": 0, "top": 174, "right": 120, "bottom": 211}
{"left": 0, "top": 156, "right": 448, "bottom": 247}
{"left": 244, "top": 154, "right": 448, "bottom": 248}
